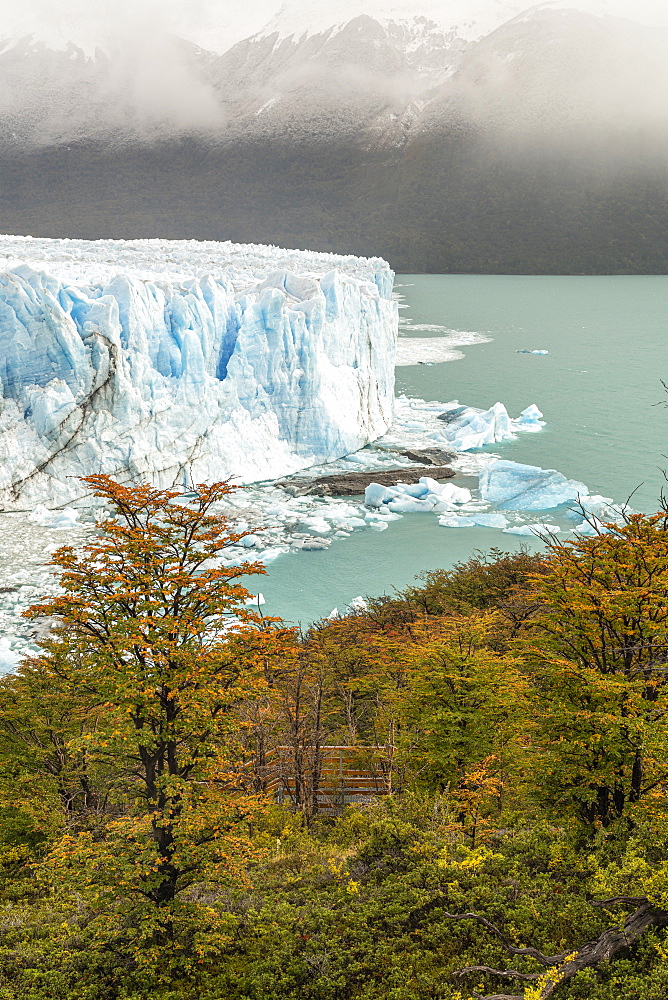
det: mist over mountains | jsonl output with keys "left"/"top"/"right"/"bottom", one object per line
{"left": 1, "top": 2, "right": 668, "bottom": 273}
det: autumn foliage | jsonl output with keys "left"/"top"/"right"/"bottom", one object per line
{"left": 0, "top": 480, "right": 666, "bottom": 998}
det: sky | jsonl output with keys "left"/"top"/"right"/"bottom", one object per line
{"left": 3, "top": 0, "right": 668, "bottom": 55}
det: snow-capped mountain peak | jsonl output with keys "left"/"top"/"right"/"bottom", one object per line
{"left": 257, "top": 0, "right": 668, "bottom": 46}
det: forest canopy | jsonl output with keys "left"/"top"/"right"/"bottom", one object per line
{"left": 0, "top": 475, "right": 667, "bottom": 999}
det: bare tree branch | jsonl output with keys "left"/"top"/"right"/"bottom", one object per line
{"left": 453, "top": 964, "right": 542, "bottom": 981}
{"left": 442, "top": 911, "right": 567, "bottom": 966}
{"left": 450, "top": 899, "right": 668, "bottom": 1000}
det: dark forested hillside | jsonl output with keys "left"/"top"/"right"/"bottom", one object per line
{"left": 2, "top": 133, "right": 668, "bottom": 273}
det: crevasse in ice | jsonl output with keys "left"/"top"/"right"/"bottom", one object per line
{"left": 0, "top": 235, "right": 397, "bottom": 506}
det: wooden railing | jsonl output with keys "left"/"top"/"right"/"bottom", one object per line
{"left": 251, "top": 746, "right": 390, "bottom": 814}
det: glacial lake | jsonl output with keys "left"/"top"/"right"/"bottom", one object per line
{"left": 260, "top": 274, "right": 668, "bottom": 626}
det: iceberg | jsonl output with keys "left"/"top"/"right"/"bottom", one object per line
{"left": 470, "top": 512, "right": 509, "bottom": 528}
{"left": 573, "top": 518, "right": 611, "bottom": 537}
{"left": 0, "top": 638, "right": 21, "bottom": 674}
{"left": 387, "top": 496, "right": 437, "bottom": 513}
{"left": 567, "top": 494, "right": 631, "bottom": 523}
{"left": 438, "top": 515, "right": 478, "bottom": 528}
{"left": 364, "top": 475, "right": 473, "bottom": 516}
{"left": 504, "top": 523, "right": 560, "bottom": 536}
{"left": 480, "top": 460, "right": 588, "bottom": 510}
{"left": 431, "top": 401, "right": 544, "bottom": 451}
{"left": 0, "top": 235, "right": 397, "bottom": 507}
{"left": 420, "top": 479, "right": 472, "bottom": 505}
{"left": 515, "top": 405, "right": 545, "bottom": 431}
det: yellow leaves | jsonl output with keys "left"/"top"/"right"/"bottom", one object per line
{"left": 522, "top": 952, "right": 577, "bottom": 1000}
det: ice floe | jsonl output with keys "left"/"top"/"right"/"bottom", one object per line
{"left": 504, "top": 523, "right": 561, "bottom": 536}
{"left": 479, "top": 460, "right": 589, "bottom": 510}
{"left": 395, "top": 331, "right": 492, "bottom": 366}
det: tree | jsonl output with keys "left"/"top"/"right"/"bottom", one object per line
{"left": 17, "top": 474, "right": 294, "bottom": 979}
{"left": 447, "top": 509, "right": 668, "bottom": 998}
{"left": 526, "top": 509, "right": 668, "bottom": 833}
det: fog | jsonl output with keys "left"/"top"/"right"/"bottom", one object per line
{"left": 2, "top": 0, "right": 668, "bottom": 147}
{"left": 0, "top": 0, "right": 279, "bottom": 54}
{"left": 3, "top": 0, "right": 668, "bottom": 52}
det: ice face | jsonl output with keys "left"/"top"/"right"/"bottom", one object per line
{"left": 480, "top": 460, "right": 589, "bottom": 510}
{"left": 0, "top": 236, "right": 397, "bottom": 507}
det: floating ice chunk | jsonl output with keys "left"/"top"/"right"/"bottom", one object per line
{"left": 323, "top": 503, "right": 364, "bottom": 520}
{"left": 300, "top": 517, "right": 332, "bottom": 535}
{"left": 504, "top": 523, "right": 560, "bottom": 536}
{"left": 571, "top": 495, "right": 631, "bottom": 523}
{"left": 27, "top": 504, "right": 54, "bottom": 526}
{"left": 240, "top": 534, "right": 262, "bottom": 547}
{"left": 438, "top": 515, "right": 478, "bottom": 528}
{"left": 254, "top": 546, "right": 287, "bottom": 562}
{"left": 532, "top": 350, "right": 549, "bottom": 355}
{"left": 244, "top": 593, "right": 266, "bottom": 607}
{"left": 387, "top": 497, "right": 437, "bottom": 513}
{"left": 418, "top": 476, "right": 444, "bottom": 495}
{"left": 335, "top": 517, "right": 367, "bottom": 530}
{"left": 369, "top": 520, "right": 389, "bottom": 531}
{"left": 432, "top": 501, "right": 456, "bottom": 513}
{"left": 27, "top": 505, "right": 80, "bottom": 530}
{"left": 364, "top": 483, "right": 391, "bottom": 507}
{"left": 434, "top": 401, "right": 515, "bottom": 450}
{"left": 327, "top": 608, "right": 340, "bottom": 619}
{"left": 470, "top": 512, "right": 509, "bottom": 528}
{"left": 0, "top": 638, "right": 21, "bottom": 674}
{"left": 417, "top": 478, "right": 472, "bottom": 504}
{"left": 573, "top": 518, "right": 610, "bottom": 536}
{"left": 480, "top": 460, "right": 589, "bottom": 511}
{"left": 516, "top": 404, "right": 544, "bottom": 426}
{"left": 397, "top": 482, "right": 429, "bottom": 498}
{"left": 348, "top": 596, "right": 368, "bottom": 611}
{"left": 439, "top": 482, "right": 473, "bottom": 504}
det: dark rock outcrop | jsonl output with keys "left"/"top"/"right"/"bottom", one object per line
{"left": 277, "top": 465, "right": 455, "bottom": 497}
{"left": 399, "top": 448, "right": 455, "bottom": 465}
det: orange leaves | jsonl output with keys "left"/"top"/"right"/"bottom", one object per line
{"left": 8, "top": 474, "right": 291, "bottom": 962}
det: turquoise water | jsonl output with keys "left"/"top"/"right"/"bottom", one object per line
{"left": 259, "top": 275, "right": 668, "bottom": 626}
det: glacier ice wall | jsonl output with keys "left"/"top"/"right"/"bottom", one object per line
{"left": 0, "top": 236, "right": 397, "bottom": 507}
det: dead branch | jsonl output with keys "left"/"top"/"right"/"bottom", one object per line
{"left": 442, "top": 911, "right": 568, "bottom": 966}
{"left": 449, "top": 898, "right": 668, "bottom": 1000}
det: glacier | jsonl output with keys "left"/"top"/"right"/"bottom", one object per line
{"left": 0, "top": 235, "right": 397, "bottom": 507}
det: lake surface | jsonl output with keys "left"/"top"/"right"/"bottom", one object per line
{"left": 260, "top": 274, "right": 668, "bottom": 626}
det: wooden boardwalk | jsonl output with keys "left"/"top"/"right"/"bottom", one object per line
{"left": 252, "top": 746, "right": 390, "bottom": 814}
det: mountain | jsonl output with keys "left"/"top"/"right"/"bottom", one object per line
{"left": 0, "top": 3, "right": 667, "bottom": 273}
